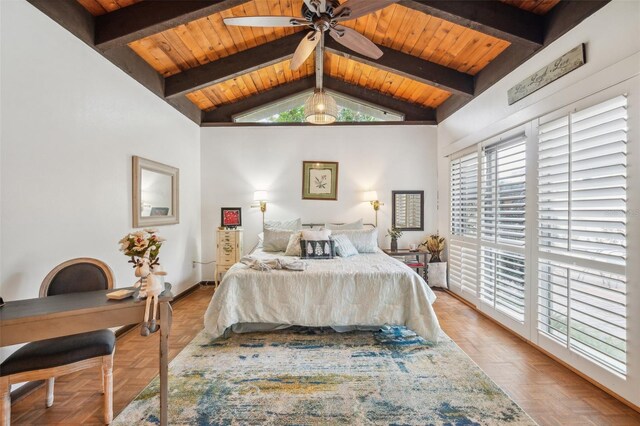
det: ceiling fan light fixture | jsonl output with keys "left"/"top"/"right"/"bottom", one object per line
{"left": 304, "top": 89, "right": 337, "bottom": 125}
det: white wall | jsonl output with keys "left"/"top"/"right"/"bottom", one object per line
{"left": 0, "top": 0, "right": 202, "bottom": 360}
{"left": 200, "top": 125, "right": 437, "bottom": 279}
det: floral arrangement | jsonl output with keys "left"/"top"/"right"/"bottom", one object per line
{"left": 119, "top": 229, "right": 165, "bottom": 267}
{"left": 386, "top": 227, "right": 403, "bottom": 240}
{"left": 420, "top": 234, "right": 445, "bottom": 262}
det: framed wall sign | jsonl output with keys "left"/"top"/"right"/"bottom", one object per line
{"left": 508, "top": 44, "right": 585, "bottom": 105}
{"left": 392, "top": 190, "right": 424, "bottom": 231}
{"left": 221, "top": 207, "right": 242, "bottom": 228}
{"left": 302, "top": 161, "right": 339, "bottom": 200}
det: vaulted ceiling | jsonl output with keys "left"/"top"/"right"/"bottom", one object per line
{"left": 29, "top": 0, "right": 609, "bottom": 126}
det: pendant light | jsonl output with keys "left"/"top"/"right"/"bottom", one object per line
{"left": 304, "top": 32, "right": 337, "bottom": 125}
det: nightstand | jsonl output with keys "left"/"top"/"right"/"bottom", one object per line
{"left": 383, "top": 249, "right": 428, "bottom": 281}
{"left": 214, "top": 228, "right": 243, "bottom": 284}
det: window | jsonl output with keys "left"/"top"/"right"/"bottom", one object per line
{"left": 448, "top": 90, "right": 634, "bottom": 403}
{"left": 450, "top": 152, "right": 478, "bottom": 238}
{"left": 537, "top": 95, "right": 628, "bottom": 375}
{"left": 449, "top": 152, "right": 479, "bottom": 296}
{"left": 480, "top": 135, "right": 527, "bottom": 322}
{"left": 233, "top": 90, "right": 404, "bottom": 123}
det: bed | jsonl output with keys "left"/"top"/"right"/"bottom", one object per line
{"left": 203, "top": 246, "right": 441, "bottom": 342}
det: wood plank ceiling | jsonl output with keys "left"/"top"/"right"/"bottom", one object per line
{"left": 122, "top": 0, "right": 513, "bottom": 113}
{"left": 28, "top": 0, "right": 608, "bottom": 125}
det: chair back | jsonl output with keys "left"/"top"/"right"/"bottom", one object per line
{"left": 40, "top": 258, "right": 114, "bottom": 297}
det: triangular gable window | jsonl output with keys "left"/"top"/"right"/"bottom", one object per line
{"left": 234, "top": 90, "right": 404, "bottom": 123}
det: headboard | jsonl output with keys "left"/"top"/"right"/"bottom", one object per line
{"left": 302, "top": 223, "right": 376, "bottom": 229}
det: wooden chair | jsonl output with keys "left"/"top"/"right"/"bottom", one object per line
{"left": 0, "top": 258, "right": 116, "bottom": 424}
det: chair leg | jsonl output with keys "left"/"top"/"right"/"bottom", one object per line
{"left": 102, "top": 354, "right": 114, "bottom": 424}
{"left": 46, "top": 377, "right": 55, "bottom": 408}
{"left": 0, "top": 376, "right": 10, "bottom": 426}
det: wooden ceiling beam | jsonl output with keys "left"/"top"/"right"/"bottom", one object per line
{"left": 398, "top": 0, "right": 544, "bottom": 49}
{"left": 324, "top": 39, "right": 473, "bottom": 98}
{"left": 165, "top": 34, "right": 301, "bottom": 99}
{"left": 201, "top": 76, "right": 436, "bottom": 124}
{"left": 26, "top": 0, "right": 203, "bottom": 124}
{"left": 436, "top": 0, "right": 611, "bottom": 122}
{"left": 95, "top": 0, "right": 252, "bottom": 50}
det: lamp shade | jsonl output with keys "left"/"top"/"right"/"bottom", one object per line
{"left": 253, "top": 190, "right": 268, "bottom": 201}
{"left": 304, "top": 90, "right": 337, "bottom": 125}
{"left": 363, "top": 191, "right": 378, "bottom": 202}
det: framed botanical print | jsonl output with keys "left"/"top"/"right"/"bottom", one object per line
{"left": 221, "top": 207, "right": 242, "bottom": 228}
{"left": 302, "top": 161, "right": 339, "bottom": 200}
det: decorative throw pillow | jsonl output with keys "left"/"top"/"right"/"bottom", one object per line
{"left": 331, "top": 228, "right": 379, "bottom": 253}
{"left": 331, "top": 234, "right": 358, "bottom": 257}
{"left": 324, "top": 219, "right": 364, "bottom": 230}
{"left": 263, "top": 228, "right": 294, "bottom": 252}
{"left": 300, "top": 239, "right": 336, "bottom": 259}
{"left": 301, "top": 229, "right": 332, "bottom": 241}
{"left": 264, "top": 218, "right": 302, "bottom": 231}
{"left": 284, "top": 232, "right": 302, "bottom": 256}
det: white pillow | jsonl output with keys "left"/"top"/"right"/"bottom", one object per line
{"left": 264, "top": 218, "right": 302, "bottom": 231}
{"left": 284, "top": 232, "right": 302, "bottom": 256}
{"left": 257, "top": 232, "right": 264, "bottom": 247}
{"left": 331, "top": 234, "right": 358, "bottom": 257}
{"left": 332, "top": 228, "right": 378, "bottom": 253}
{"left": 324, "top": 219, "right": 364, "bottom": 230}
{"left": 301, "top": 229, "right": 332, "bottom": 241}
{"left": 263, "top": 228, "right": 294, "bottom": 252}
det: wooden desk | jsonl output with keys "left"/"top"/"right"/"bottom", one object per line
{"left": 383, "top": 249, "right": 429, "bottom": 281}
{"left": 0, "top": 287, "right": 173, "bottom": 426}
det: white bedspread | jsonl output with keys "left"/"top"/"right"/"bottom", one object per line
{"left": 203, "top": 249, "right": 441, "bottom": 342}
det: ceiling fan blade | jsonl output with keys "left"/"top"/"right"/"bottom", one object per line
{"left": 290, "top": 30, "right": 321, "bottom": 71}
{"left": 329, "top": 26, "right": 383, "bottom": 59}
{"left": 303, "top": 0, "right": 318, "bottom": 15}
{"left": 334, "top": 0, "right": 398, "bottom": 22}
{"left": 223, "top": 16, "right": 308, "bottom": 27}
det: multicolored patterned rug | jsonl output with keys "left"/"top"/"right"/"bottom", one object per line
{"left": 114, "top": 327, "right": 536, "bottom": 425}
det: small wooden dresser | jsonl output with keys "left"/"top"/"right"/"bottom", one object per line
{"left": 214, "top": 228, "right": 243, "bottom": 284}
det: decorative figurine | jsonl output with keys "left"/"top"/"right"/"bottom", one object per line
{"left": 133, "top": 255, "right": 166, "bottom": 336}
{"left": 119, "top": 228, "right": 167, "bottom": 336}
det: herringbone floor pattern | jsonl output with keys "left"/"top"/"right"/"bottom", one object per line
{"left": 9, "top": 286, "right": 640, "bottom": 425}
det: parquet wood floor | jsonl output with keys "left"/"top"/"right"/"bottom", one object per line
{"left": 9, "top": 286, "right": 640, "bottom": 425}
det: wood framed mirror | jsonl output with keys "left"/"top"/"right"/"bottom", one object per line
{"left": 132, "top": 156, "right": 179, "bottom": 228}
{"left": 392, "top": 190, "right": 424, "bottom": 231}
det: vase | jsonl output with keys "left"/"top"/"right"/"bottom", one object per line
{"left": 391, "top": 238, "right": 398, "bottom": 251}
{"left": 427, "top": 262, "right": 448, "bottom": 288}
{"left": 430, "top": 252, "right": 442, "bottom": 263}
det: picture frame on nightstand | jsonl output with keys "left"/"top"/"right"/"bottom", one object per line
{"left": 221, "top": 207, "right": 242, "bottom": 228}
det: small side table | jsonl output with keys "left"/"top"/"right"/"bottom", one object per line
{"left": 383, "top": 249, "right": 428, "bottom": 280}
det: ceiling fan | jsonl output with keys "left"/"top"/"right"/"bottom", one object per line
{"left": 223, "top": 0, "right": 398, "bottom": 71}
{"left": 224, "top": 0, "right": 398, "bottom": 124}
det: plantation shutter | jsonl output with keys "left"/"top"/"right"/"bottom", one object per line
{"left": 481, "top": 135, "right": 526, "bottom": 245}
{"left": 537, "top": 95, "right": 628, "bottom": 375}
{"left": 479, "top": 135, "right": 527, "bottom": 322}
{"left": 450, "top": 152, "right": 478, "bottom": 237}
{"left": 450, "top": 152, "right": 479, "bottom": 296}
{"left": 449, "top": 240, "right": 479, "bottom": 296}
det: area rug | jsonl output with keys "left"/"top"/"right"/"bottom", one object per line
{"left": 113, "top": 327, "right": 536, "bottom": 425}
